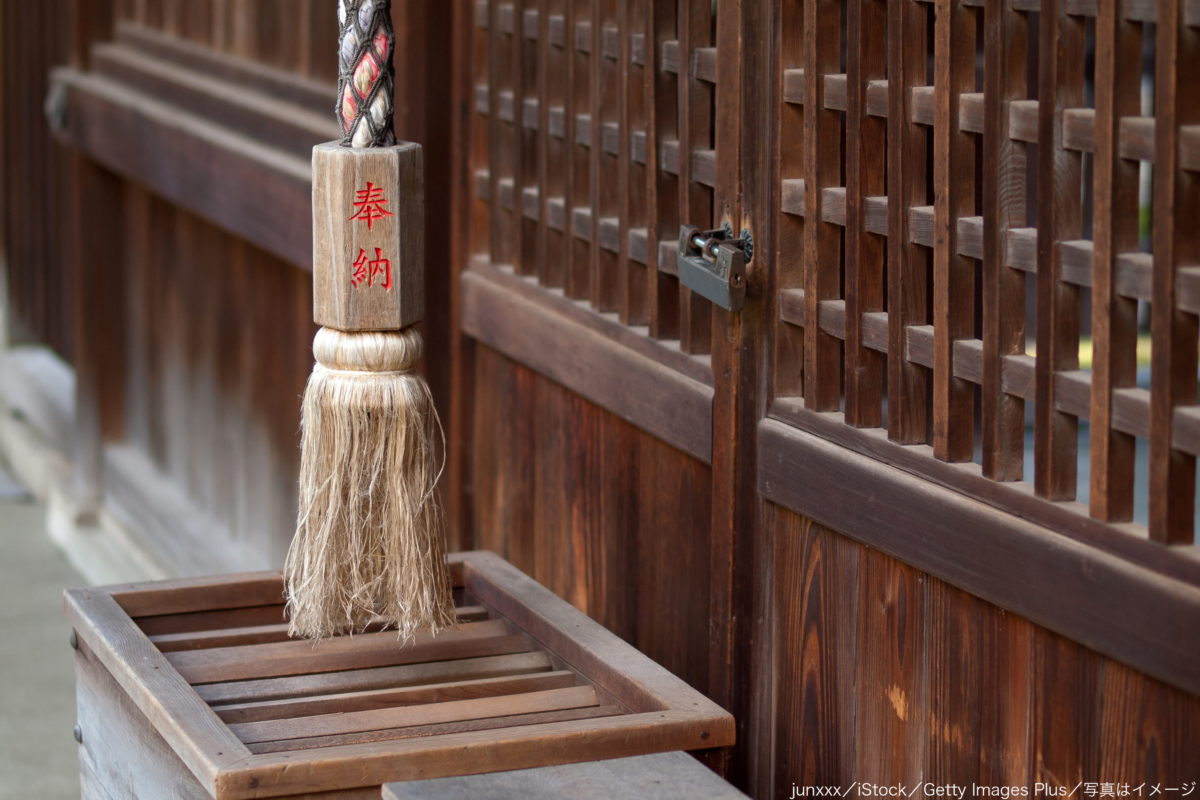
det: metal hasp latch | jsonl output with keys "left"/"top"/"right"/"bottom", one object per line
{"left": 677, "top": 223, "right": 752, "bottom": 312}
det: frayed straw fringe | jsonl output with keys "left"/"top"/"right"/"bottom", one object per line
{"left": 285, "top": 327, "right": 456, "bottom": 640}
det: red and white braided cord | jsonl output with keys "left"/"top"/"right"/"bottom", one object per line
{"left": 337, "top": 0, "right": 395, "bottom": 148}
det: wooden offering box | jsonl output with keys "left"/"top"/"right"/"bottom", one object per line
{"left": 65, "top": 551, "right": 733, "bottom": 799}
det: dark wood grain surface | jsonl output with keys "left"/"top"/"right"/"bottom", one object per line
{"left": 8, "top": 3, "right": 1200, "bottom": 799}
{"left": 768, "top": 502, "right": 1200, "bottom": 794}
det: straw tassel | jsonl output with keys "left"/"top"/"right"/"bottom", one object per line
{"left": 284, "top": 0, "right": 454, "bottom": 639}
{"left": 286, "top": 329, "right": 454, "bottom": 639}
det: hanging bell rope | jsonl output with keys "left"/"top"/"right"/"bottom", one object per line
{"left": 284, "top": 0, "right": 456, "bottom": 640}
{"left": 336, "top": 0, "right": 396, "bottom": 148}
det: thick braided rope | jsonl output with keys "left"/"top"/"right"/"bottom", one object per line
{"left": 337, "top": 0, "right": 396, "bottom": 148}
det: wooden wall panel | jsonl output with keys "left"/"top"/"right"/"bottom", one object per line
{"left": 0, "top": 0, "right": 76, "bottom": 357}
{"left": 768, "top": 502, "right": 1200, "bottom": 797}
{"left": 118, "top": 187, "right": 314, "bottom": 566}
{"left": 470, "top": 345, "right": 712, "bottom": 693}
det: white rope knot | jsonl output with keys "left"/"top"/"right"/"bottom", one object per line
{"left": 312, "top": 327, "right": 421, "bottom": 373}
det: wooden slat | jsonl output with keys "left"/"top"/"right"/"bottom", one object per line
{"left": 1034, "top": 0, "right": 1084, "bottom": 500}
{"left": 781, "top": 178, "right": 806, "bottom": 217}
{"left": 565, "top": 0, "right": 590, "bottom": 298}
{"left": 980, "top": 0, "right": 1029, "bottom": 481}
{"left": 196, "top": 651, "right": 556, "bottom": 706}
{"left": 245, "top": 705, "right": 626, "bottom": 756}
{"left": 1088, "top": 0, "right": 1141, "bottom": 522}
{"left": 136, "top": 604, "right": 285, "bottom": 637}
{"left": 1149, "top": 0, "right": 1200, "bottom": 544}
{"left": 886, "top": 0, "right": 930, "bottom": 443}
{"left": 618, "top": 0, "right": 647, "bottom": 324}
{"left": 230, "top": 686, "right": 600, "bottom": 745}
{"left": 148, "top": 606, "right": 491, "bottom": 653}
{"left": 802, "top": 0, "right": 843, "bottom": 411}
{"left": 537, "top": 0, "right": 564, "bottom": 287}
{"left": 677, "top": 0, "right": 713, "bottom": 355}
{"left": 783, "top": 68, "right": 805, "bottom": 104}
{"left": 212, "top": 671, "right": 579, "bottom": 725}
{"left": 843, "top": 0, "right": 887, "bottom": 427}
{"left": 931, "top": 0, "right": 976, "bottom": 461}
{"left": 103, "top": 570, "right": 284, "bottom": 617}
{"left": 590, "top": 0, "right": 619, "bottom": 311}
{"left": 166, "top": 620, "right": 532, "bottom": 684}
{"left": 648, "top": 0, "right": 680, "bottom": 340}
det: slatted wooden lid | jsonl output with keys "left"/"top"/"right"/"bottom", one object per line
{"left": 64, "top": 551, "right": 734, "bottom": 799}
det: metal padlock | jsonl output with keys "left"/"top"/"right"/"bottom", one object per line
{"left": 676, "top": 224, "right": 751, "bottom": 312}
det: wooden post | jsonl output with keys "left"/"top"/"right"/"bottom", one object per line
{"left": 311, "top": 141, "right": 424, "bottom": 331}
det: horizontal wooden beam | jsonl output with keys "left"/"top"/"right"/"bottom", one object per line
{"left": 50, "top": 67, "right": 313, "bottom": 269}
{"left": 89, "top": 42, "right": 337, "bottom": 162}
{"left": 758, "top": 416, "right": 1200, "bottom": 697}
{"left": 461, "top": 261, "right": 713, "bottom": 463}
{"left": 767, "top": 398, "right": 1200, "bottom": 587}
{"left": 777, "top": 289, "right": 1200, "bottom": 456}
{"left": 114, "top": 22, "right": 333, "bottom": 118}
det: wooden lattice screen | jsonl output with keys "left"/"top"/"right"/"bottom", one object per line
{"left": 772, "top": 0, "right": 1199, "bottom": 546}
{"left": 466, "top": 0, "right": 1200, "bottom": 550}
{"left": 468, "top": 0, "right": 719, "bottom": 354}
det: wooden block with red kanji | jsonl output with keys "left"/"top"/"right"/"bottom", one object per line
{"left": 311, "top": 141, "right": 423, "bottom": 331}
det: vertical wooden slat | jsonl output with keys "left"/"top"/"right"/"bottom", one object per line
{"left": 649, "top": 0, "right": 680, "bottom": 340}
{"left": 932, "top": 0, "right": 976, "bottom": 462}
{"left": 513, "top": 0, "right": 535, "bottom": 276}
{"left": 488, "top": 0, "right": 509, "bottom": 267}
{"left": 886, "top": 0, "right": 929, "bottom": 443}
{"left": 1031, "top": 631, "right": 1101, "bottom": 792}
{"left": 853, "top": 552, "right": 926, "bottom": 788}
{"left": 1088, "top": 0, "right": 1140, "bottom": 520}
{"left": 924, "top": 581, "right": 983, "bottom": 782}
{"left": 590, "top": 0, "right": 619, "bottom": 310}
{"left": 978, "top": 610, "right": 1033, "bottom": 787}
{"left": 773, "top": 0, "right": 805, "bottom": 399}
{"left": 843, "top": 0, "right": 886, "bottom": 428}
{"left": 677, "top": 0, "right": 712, "bottom": 355}
{"left": 801, "top": 0, "right": 842, "bottom": 411}
{"left": 487, "top": 0, "right": 505, "bottom": 265}
{"left": 774, "top": 512, "right": 845, "bottom": 787}
{"left": 566, "top": 0, "right": 591, "bottom": 298}
{"left": 981, "top": 0, "right": 1028, "bottom": 481}
{"left": 1149, "top": 0, "right": 1200, "bottom": 544}
{"left": 1034, "top": 0, "right": 1084, "bottom": 500}
{"left": 619, "top": 0, "right": 648, "bottom": 324}
{"left": 537, "top": 0, "right": 566, "bottom": 289}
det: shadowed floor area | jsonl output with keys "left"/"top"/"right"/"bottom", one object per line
{"left": 0, "top": 464, "right": 81, "bottom": 800}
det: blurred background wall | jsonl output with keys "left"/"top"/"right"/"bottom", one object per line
{"left": 0, "top": 1, "right": 452, "bottom": 581}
